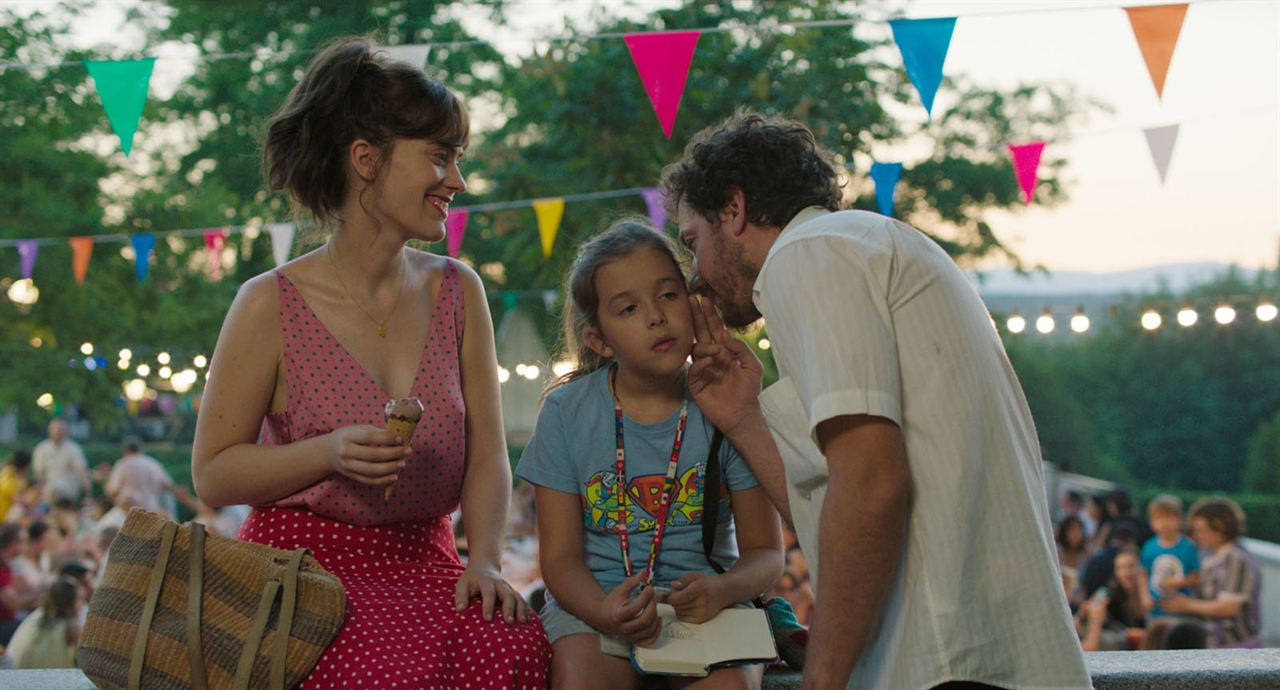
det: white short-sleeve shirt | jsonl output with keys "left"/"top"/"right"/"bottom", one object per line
{"left": 754, "top": 208, "right": 1090, "bottom": 689}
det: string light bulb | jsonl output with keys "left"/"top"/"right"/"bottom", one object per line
{"left": 1035, "top": 308, "right": 1055, "bottom": 334}
{"left": 1257, "top": 300, "right": 1278, "bottom": 323}
{"left": 1070, "top": 307, "right": 1090, "bottom": 333}
{"left": 1213, "top": 303, "right": 1236, "bottom": 325}
{"left": 1176, "top": 305, "right": 1198, "bottom": 327}
{"left": 1141, "top": 309, "right": 1162, "bottom": 331}
{"left": 1006, "top": 310, "right": 1026, "bottom": 334}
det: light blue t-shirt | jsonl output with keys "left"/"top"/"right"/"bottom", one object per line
{"left": 1142, "top": 534, "right": 1201, "bottom": 616}
{"left": 516, "top": 367, "right": 759, "bottom": 593}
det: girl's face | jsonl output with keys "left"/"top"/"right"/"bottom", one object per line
{"left": 588, "top": 247, "right": 695, "bottom": 379}
{"left": 1113, "top": 552, "right": 1141, "bottom": 589}
{"left": 368, "top": 138, "right": 466, "bottom": 243}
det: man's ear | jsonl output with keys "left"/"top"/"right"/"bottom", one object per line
{"left": 720, "top": 188, "right": 748, "bottom": 237}
{"left": 583, "top": 327, "right": 615, "bottom": 359}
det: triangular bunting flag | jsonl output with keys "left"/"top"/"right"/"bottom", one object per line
{"left": 267, "top": 222, "right": 295, "bottom": 267}
{"left": 1125, "top": 4, "right": 1188, "bottom": 99}
{"left": 641, "top": 188, "right": 667, "bottom": 229}
{"left": 869, "top": 162, "right": 904, "bottom": 217}
{"left": 532, "top": 198, "right": 565, "bottom": 259}
{"left": 888, "top": 17, "right": 956, "bottom": 118}
{"left": 623, "top": 31, "right": 702, "bottom": 139}
{"left": 130, "top": 233, "right": 155, "bottom": 283}
{"left": 17, "top": 240, "right": 38, "bottom": 280}
{"left": 1143, "top": 124, "right": 1180, "bottom": 185}
{"left": 68, "top": 237, "right": 94, "bottom": 285}
{"left": 1008, "top": 141, "right": 1046, "bottom": 205}
{"left": 84, "top": 58, "right": 156, "bottom": 156}
{"left": 446, "top": 209, "right": 469, "bottom": 259}
{"left": 204, "top": 229, "right": 226, "bottom": 279}
{"left": 382, "top": 44, "right": 431, "bottom": 70}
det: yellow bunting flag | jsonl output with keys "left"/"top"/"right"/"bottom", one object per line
{"left": 1125, "top": 3, "right": 1188, "bottom": 100}
{"left": 69, "top": 236, "right": 94, "bottom": 285}
{"left": 532, "top": 198, "right": 565, "bottom": 259}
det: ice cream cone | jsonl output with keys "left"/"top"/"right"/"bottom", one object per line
{"left": 383, "top": 398, "right": 423, "bottom": 501}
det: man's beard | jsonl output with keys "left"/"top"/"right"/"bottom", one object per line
{"left": 709, "top": 231, "right": 763, "bottom": 330}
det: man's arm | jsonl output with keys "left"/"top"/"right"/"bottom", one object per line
{"left": 803, "top": 414, "right": 912, "bottom": 690}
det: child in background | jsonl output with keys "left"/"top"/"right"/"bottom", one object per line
{"left": 518, "top": 219, "right": 783, "bottom": 690}
{"left": 1141, "top": 494, "right": 1200, "bottom": 616}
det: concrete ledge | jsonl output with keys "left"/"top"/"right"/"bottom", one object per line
{"left": 4, "top": 649, "right": 1278, "bottom": 689}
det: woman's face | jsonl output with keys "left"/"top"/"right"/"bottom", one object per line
{"left": 1113, "top": 552, "right": 1141, "bottom": 589}
{"left": 368, "top": 138, "right": 466, "bottom": 243}
{"left": 1066, "top": 521, "right": 1086, "bottom": 548}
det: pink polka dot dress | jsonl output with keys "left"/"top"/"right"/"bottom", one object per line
{"left": 237, "top": 260, "right": 551, "bottom": 689}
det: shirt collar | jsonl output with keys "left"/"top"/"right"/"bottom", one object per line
{"left": 751, "top": 206, "right": 833, "bottom": 300}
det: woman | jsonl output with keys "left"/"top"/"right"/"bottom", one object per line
{"left": 1162, "top": 497, "right": 1262, "bottom": 648}
{"left": 4, "top": 577, "right": 82, "bottom": 668}
{"left": 192, "top": 37, "right": 550, "bottom": 687}
{"left": 1078, "top": 547, "right": 1152, "bottom": 651}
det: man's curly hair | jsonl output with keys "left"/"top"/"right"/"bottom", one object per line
{"left": 660, "top": 110, "right": 843, "bottom": 228}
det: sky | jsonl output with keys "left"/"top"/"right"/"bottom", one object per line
{"left": 12, "top": 0, "right": 1280, "bottom": 274}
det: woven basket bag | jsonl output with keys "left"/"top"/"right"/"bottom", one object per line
{"left": 77, "top": 509, "right": 346, "bottom": 690}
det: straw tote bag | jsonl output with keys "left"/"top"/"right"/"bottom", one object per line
{"left": 77, "top": 509, "right": 346, "bottom": 689}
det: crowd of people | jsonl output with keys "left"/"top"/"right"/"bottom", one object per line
{"left": 0, "top": 420, "right": 249, "bottom": 669}
{"left": 1055, "top": 488, "right": 1264, "bottom": 651}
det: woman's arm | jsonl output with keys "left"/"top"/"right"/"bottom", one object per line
{"left": 666, "top": 486, "right": 783, "bottom": 623}
{"left": 455, "top": 263, "right": 510, "bottom": 572}
{"left": 192, "top": 273, "right": 406, "bottom": 507}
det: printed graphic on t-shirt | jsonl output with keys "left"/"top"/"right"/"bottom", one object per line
{"left": 581, "top": 464, "right": 727, "bottom": 532}
{"left": 1151, "top": 553, "right": 1185, "bottom": 590}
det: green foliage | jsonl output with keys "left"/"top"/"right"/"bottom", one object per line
{"left": 1244, "top": 409, "right": 1280, "bottom": 494}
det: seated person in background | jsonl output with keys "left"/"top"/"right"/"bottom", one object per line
{"left": 0, "top": 451, "right": 32, "bottom": 522}
{"left": 1056, "top": 514, "right": 1091, "bottom": 608}
{"left": 1141, "top": 494, "right": 1200, "bottom": 617}
{"left": 8, "top": 522, "right": 54, "bottom": 606}
{"left": 105, "top": 437, "right": 174, "bottom": 517}
{"left": 1162, "top": 497, "right": 1263, "bottom": 648}
{"left": 173, "top": 485, "right": 250, "bottom": 538}
{"left": 1080, "top": 523, "right": 1141, "bottom": 599}
{"left": 0, "top": 524, "right": 41, "bottom": 646}
{"left": 57, "top": 562, "right": 95, "bottom": 628}
{"left": 2, "top": 577, "right": 82, "bottom": 669}
{"left": 1078, "top": 547, "right": 1152, "bottom": 651}
{"left": 1138, "top": 617, "right": 1208, "bottom": 651}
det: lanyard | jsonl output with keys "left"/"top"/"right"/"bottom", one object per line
{"left": 611, "top": 368, "right": 689, "bottom": 586}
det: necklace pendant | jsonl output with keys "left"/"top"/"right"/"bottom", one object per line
{"left": 377, "top": 325, "right": 387, "bottom": 338}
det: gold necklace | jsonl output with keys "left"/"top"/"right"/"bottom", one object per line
{"left": 326, "top": 242, "right": 406, "bottom": 338}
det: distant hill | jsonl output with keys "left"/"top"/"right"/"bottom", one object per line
{"left": 967, "top": 262, "right": 1265, "bottom": 297}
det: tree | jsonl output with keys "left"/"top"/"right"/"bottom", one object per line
{"left": 1244, "top": 410, "right": 1280, "bottom": 494}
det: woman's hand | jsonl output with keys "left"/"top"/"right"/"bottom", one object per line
{"left": 601, "top": 571, "right": 662, "bottom": 646}
{"left": 454, "top": 562, "right": 532, "bottom": 624}
{"left": 666, "top": 572, "right": 729, "bottom": 624}
{"left": 1085, "top": 593, "right": 1110, "bottom": 625}
{"left": 687, "top": 295, "right": 765, "bottom": 436}
{"left": 324, "top": 425, "right": 408, "bottom": 487}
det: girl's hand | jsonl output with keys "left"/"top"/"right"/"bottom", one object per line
{"left": 602, "top": 571, "right": 662, "bottom": 645}
{"left": 687, "top": 295, "right": 765, "bottom": 436}
{"left": 324, "top": 425, "right": 408, "bottom": 487}
{"left": 1085, "top": 593, "right": 1110, "bottom": 624}
{"left": 454, "top": 563, "right": 531, "bottom": 624}
{"left": 666, "top": 572, "right": 729, "bottom": 624}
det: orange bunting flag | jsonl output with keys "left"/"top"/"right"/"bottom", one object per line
{"left": 69, "top": 236, "right": 94, "bottom": 285}
{"left": 532, "top": 198, "right": 565, "bottom": 259}
{"left": 1125, "top": 3, "right": 1188, "bottom": 100}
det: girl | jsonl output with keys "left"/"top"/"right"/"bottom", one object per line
{"left": 4, "top": 577, "right": 82, "bottom": 668}
{"left": 1078, "top": 548, "right": 1152, "bottom": 651}
{"left": 192, "top": 37, "right": 550, "bottom": 687}
{"left": 517, "top": 220, "right": 783, "bottom": 690}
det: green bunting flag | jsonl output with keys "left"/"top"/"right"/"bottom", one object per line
{"left": 84, "top": 58, "right": 156, "bottom": 156}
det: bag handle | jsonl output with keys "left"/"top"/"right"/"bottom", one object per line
{"left": 129, "top": 520, "right": 177, "bottom": 690}
{"left": 234, "top": 578, "right": 283, "bottom": 690}
{"left": 700, "top": 430, "right": 768, "bottom": 609}
{"left": 188, "top": 522, "right": 209, "bottom": 690}
{"left": 270, "top": 548, "right": 308, "bottom": 688}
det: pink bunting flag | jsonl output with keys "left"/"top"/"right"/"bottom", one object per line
{"left": 1007, "top": 141, "right": 1046, "bottom": 205}
{"left": 446, "top": 208, "right": 470, "bottom": 258}
{"left": 623, "top": 31, "right": 702, "bottom": 139}
{"left": 204, "top": 229, "right": 227, "bottom": 279}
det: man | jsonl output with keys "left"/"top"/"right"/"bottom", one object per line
{"left": 105, "top": 437, "right": 174, "bottom": 517}
{"left": 668, "top": 111, "right": 1090, "bottom": 689}
{"left": 32, "top": 419, "right": 90, "bottom": 504}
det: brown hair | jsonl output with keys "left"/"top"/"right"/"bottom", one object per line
{"left": 660, "top": 109, "right": 842, "bottom": 228}
{"left": 1147, "top": 494, "right": 1184, "bottom": 519}
{"left": 546, "top": 218, "right": 687, "bottom": 396}
{"left": 263, "top": 36, "right": 469, "bottom": 230}
{"left": 1189, "top": 496, "right": 1246, "bottom": 542}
